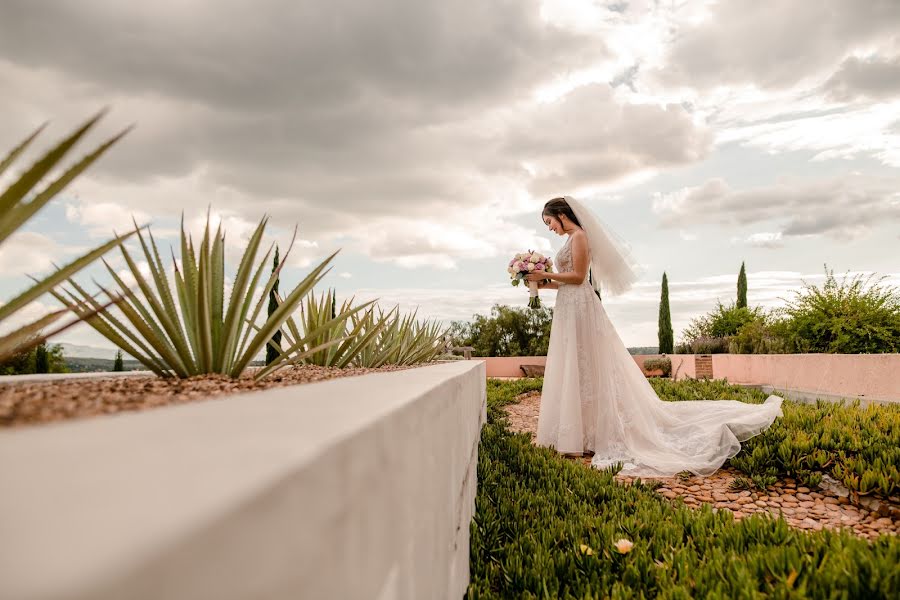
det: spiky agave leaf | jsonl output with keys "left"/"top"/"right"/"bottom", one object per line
{"left": 0, "top": 112, "right": 133, "bottom": 361}
{"left": 58, "top": 214, "right": 346, "bottom": 379}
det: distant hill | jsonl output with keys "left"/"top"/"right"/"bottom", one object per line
{"left": 57, "top": 343, "right": 128, "bottom": 360}
{"left": 627, "top": 346, "right": 659, "bottom": 355}
{"left": 65, "top": 357, "right": 145, "bottom": 373}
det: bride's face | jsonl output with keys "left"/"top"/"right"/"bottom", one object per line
{"left": 543, "top": 214, "right": 565, "bottom": 236}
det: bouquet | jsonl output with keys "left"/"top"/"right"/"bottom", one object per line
{"left": 508, "top": 250, "right": 553, "bottom": 309}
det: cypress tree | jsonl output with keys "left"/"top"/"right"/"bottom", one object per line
{"left": 658, "top": 272, "right": 674, "bottom": 354}
{"left": 737, "top": 262, "right": 748, "bottom": 309}
{"left": 265, "top": 246, "right": 282, "bottom": 366}
{"left": 113, "top": 349, "right": 124, "bottom": 372}
{"left": 34, "top": 343, "right": 50, "bottom": 374}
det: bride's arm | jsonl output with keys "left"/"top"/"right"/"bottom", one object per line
{"left": 544, "top": 232, "right": 590, "bottom": 285}
{"left": 538, "top": 281, "right": 559, "bottom": 290}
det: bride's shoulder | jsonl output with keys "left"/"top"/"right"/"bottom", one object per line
{"left": 571, "top": 229, "right": 588, "bottom": 244}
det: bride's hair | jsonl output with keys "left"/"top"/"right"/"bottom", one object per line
{"left": 542, "top": 197, "right": 582, "bottom": 227}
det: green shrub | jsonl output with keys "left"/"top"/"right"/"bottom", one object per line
{"left": 728, "top": 319, "right": 788, "bottom": 354}
{"left": 642, "top": 356, "right": 671, "bottom": 377}
{"left": 775, "top": 267, "right": 900, "bottom": 354}
{"left": 450, "top": 304, "right": 552, "bottom": 357}
{"left": 470, "top": 380, "right": 900, "bottom": 599}
{"left": 0, "top": 343, "right": 68, "bottom": 375}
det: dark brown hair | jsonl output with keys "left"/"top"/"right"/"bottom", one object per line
{"left": 542, "top": 197, "right": 582, "bottom": 227}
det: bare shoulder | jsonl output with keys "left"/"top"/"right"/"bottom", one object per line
{"left": 571, "top": 229, "right": 588, "bottom": 246}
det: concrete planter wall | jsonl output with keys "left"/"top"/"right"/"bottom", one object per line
{"left": 0, "top": 361, "right": 487, "bottom": 600}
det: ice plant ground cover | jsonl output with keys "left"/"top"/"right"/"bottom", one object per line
{"left": 468, "top": 378, "right": 900, "bottom": 599}
{"left": 508, "top": 251, "right": 553, "bottom": 309}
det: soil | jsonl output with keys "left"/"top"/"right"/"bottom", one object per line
{"left": 0, "top": 364, "right": 417, "bottom": 428}
{"left": 503, "top": 391, "right": 900, "bottom": 540}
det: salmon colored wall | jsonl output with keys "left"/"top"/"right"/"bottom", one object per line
{"left": 712, "top": 354, "right": 900, "bottom": 401}
{"left": 480, "top": 354, "right": 899, "bottom": 402}
{"left": 481, "top": 355, "right": 679, "bottom": 378}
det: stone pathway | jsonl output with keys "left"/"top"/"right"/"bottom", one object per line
{"left": 503, "top": 392, "right": 899, "bottom": 540}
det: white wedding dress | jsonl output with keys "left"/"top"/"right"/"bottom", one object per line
{"left": 536, "top": 235, "right": 784, "bottom": 477}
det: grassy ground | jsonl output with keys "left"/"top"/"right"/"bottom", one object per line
{"left": 467, "top": 378, "right": 900, "bottom": 599}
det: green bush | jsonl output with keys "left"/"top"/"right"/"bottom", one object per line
{"left": 648, "top": 379, "right": 900, "bottom": 497}
{"left": 774, "top": 267, "right": 900, "bottom": 354}
{"left": 469, "top": 380, "right": 900, "bottom": 598}
{"left": 450, "top": 304, "right": 552, "bottom": 357}
{"left": 728, "top": 319, "right": 788, "bottom": 354}
{"left": 642, "top": 356, "right": 671, "bottom": 377}
{"left": 683, "top": 301, "right": 766, "bottom": 340}
{"left": 0, "top": 343, "right": 68, "bottom": 375}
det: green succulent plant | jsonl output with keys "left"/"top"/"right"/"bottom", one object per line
{"left": 54, "top": 214, "right": 349, "bottom": 379}
{"left": 0, "top": 112, "right": 134, "bottom": 361}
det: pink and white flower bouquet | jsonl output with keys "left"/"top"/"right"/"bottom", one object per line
{"left": 508, "top": 250, "right": 553, "bottom": 309}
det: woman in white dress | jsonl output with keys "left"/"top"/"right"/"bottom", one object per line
{"left": 525, "top": 196, "right": 783, "bottom": 477}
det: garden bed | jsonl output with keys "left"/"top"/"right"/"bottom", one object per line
{"left": 0, "top": 364, "right": 418, "bottom": 428}
{"left": 470, "top": 378, "right": 900, "bottom": 598}
{"left": 503, "top": 391, "right": 899, "bottom": 538}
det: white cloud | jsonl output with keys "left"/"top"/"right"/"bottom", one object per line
{"left": 745, "top": 232, "right": 784, "bottom": 249}
{"left": 653, "top": 174, "right": 900, "bottom": 239}
{"left": 0, "top": 232, "right": 80, "bottom": 277}
{"left": 65, "top": 201, "right": 151, "bottom": 238}
{"left": 824, "top": 53, "right": 900, "bottom": 101}
{"left": 660, "top": 0, "right": 900, "bottom": 91}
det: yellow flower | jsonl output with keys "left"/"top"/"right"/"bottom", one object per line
{"left": 614, "top": 538, "right": 634, "bottom": 554}
{"left": 579, "top": 544, "right": 594, "bottom": 556}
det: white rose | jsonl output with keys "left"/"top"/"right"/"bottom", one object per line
{"left": 527, "top": 263, "right": 535, "bottom": 271}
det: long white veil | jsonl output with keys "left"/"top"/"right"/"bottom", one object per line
{"left": 564, "top": 196, "right": 639, "bottom": 297}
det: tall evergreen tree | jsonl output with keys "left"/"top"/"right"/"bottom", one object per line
{"left": 737, "top": 261, "right": 748, "bottom": 309}
{"left": 34, "top": 343, "right": 50, "bottom": 374}
{"left": 113, "top": 349, "right": 124, "bottom": 372}
{"left": 265, "top": 246, "right": 282, "bottom": 365}
{"left": 658, "top": 272, "right": 674, "bottom": 354}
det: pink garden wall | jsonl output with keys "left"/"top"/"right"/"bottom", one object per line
{"left": 480, "top": 354, "right": 899, "bottom": 403}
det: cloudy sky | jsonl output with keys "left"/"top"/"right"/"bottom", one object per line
{"left": 1, "top": 0, "right": 899, "bottom": 350}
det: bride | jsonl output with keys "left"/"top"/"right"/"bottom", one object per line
{"left": 525, "top": 196, "right": 783, "bottom": 477}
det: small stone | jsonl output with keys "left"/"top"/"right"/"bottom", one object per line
{"left": 798, "top": 487, "right": 810, "bottom": 493}
{"left": 739, "top": 491, "right": 752, "bottom": 498}
{"left": 688, "top": 485, "right": 701, "bottom": 492}
{"left": 782, "top": 488, "right": 797, "bottom": 495}
{"left": 799, "top": 501, "right": 815, "bottom": 508}
{"left": 697, "top": 495, "right": 714, "bottom": 503}
{"left": 755, "top": 500, "right": 768, "bottom": 507}
{"left": 824, "top": 497, "right": 840, "bottom": 505}
{"left": 726, "top": 493, "right": 740, "bottom": 501}
{"left": 797, "top": 493, "right": 813, "bottom": 501}
{"left": 737, "top": 497, "right": 754, "bottom": 505}
{"left": 838, "top": 496, "right": 851, "bottom": 505}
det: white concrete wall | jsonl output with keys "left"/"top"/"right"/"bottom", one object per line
{"left": 0, "top": 361, "right": 487, "bottom": 600}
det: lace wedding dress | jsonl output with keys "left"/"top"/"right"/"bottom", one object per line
{"left": 535, "top": 235, "right": 783, "bottom": 477}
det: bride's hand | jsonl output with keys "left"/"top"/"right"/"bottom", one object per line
{"left": 524, "top": 272, "right": 548, "bottom": 282}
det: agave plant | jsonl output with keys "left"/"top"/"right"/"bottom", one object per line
{"left": 276, "top": 288, "right": 385, "bottom": 369}
{"left": 54, "top": 215, "right": 355, "bottom": 379}
{"left": 353, "top": 306, "right": 448, "bottom": 368}
{"left": 0, "top": 112, "right": 134, "bottom": 361}
{"left": 272, "top": 290, "right": 448, "bottom": 369}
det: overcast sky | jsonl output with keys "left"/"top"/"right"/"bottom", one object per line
{"left": 1, "top": 0, "right": 899, "bottom": 349}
